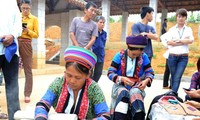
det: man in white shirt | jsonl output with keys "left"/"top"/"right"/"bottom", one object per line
{"left": 0, "top": 0, "right": 22, "bottom": 119}
{"left": 160, "top": 8, "right": 194, "bottom": 93}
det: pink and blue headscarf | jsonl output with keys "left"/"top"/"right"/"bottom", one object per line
{"left": 64, "top": 46, "right": 97, "bottom": 70}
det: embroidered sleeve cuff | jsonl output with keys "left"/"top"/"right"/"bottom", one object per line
{"left": 116, "top": 76, "right": 122, "bottom": 85}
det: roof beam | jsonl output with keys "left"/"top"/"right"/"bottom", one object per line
{"left": 158, "top": 0, "right": 166, "bottom": 8}
{"left": 46, "top": 0, "right": 60, "bottom": 13}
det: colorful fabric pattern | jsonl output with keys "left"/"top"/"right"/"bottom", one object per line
{"left": 55, "top": 78, "right": 91, "bottom": 119}
{"left": 107, "top": 49, "right": 154, "bottom": 119}
{"left": 64, "top": 46, "right": 97, "bottom": 70}
{"left": 189, "top": 71, "right": 200, "bottom": 90}
{"left": 35, "top": 77, "right": 110, "bottom": 120}
{"left": 107, "top": 49, "right": 154, "bottom": 86}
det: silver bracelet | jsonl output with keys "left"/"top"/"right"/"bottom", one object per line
{"left": 118, "top": 76, "right": 121, "bottom": 85}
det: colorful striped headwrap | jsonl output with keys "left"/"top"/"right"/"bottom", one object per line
{"left": 64, "top": 46, "right": 97, "bottom": 70}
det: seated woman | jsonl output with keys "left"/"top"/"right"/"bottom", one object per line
{"left": 107, "top": 35, "right": 154, "bottom": 120}
{"left": 185, "top": 57, "right": 200, "bottom": 102}
{"left": 35, "top": 46, "right": 110, "bottom": 120}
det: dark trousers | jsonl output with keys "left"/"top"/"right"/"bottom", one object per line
{"left": 92, "top": 62, "right": 104, "bottom": 82}
{"left": 163, "top": 59, "right": 171, "bottom": 87}
{"left": 0, "top": 55, "right": 20, "bottom": 120}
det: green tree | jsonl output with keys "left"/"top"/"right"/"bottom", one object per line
{"left": 196, "top": 13, "right": 200, "bottom": 22}
{"left": 110, "top": 17, "right": 115, "bottom": 23}
{"left": 168, "top": 15, "right": 176, "bottom": 22}
{"left": 188, "top": 13, "right": 195, "bottom": 23}
{"left": 117, "top": 16, "right": 122, "bottom": 22}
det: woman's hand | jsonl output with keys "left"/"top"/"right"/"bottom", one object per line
{"left": 23, "top": 27, "right": 29, "bottom": 33}
{"left": 121, "top": 76, "right": 134, "bottom": 86}
{"left": 137, "top": 78, "right": 149, "bottom": 91}
{"left": 1, "top": 34, "right": 14, "bottom": 47}
{"left": 185, "top": 100, "right": 200, "bottom": 109}
{"left": 184, "top": 90, "right": 200, "bottom": 99}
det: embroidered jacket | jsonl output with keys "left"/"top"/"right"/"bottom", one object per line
{"left": 35, "top": 77, "right": 110, "bottom": 120}
{"left": 107, "top": 49, "right": 154, "bottom": 88}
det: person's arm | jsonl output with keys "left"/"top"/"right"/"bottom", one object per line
{"left": 35, "top": 78, "right": 62, "bottom": 120}
{"left": 185, "top": 100, "right": 200, "bottom": 109}
{"left": 139, "top": 53, "right": 154, "bottom": 88}
{"left": 168, "top": 27, "right": 194, "bottom": 46}
{"left": 85, "top": 23, "right": 98, "bottom": 49}
{"left": 35, "top": 90, "right": 56, "bottom": 120}
{"left": 69, "top": 18, "right": 79, "bottom": 46}
{"left": 2, "top": 2, "right": 22, "bottom": 47}
{"left": 189, "top": 72, "right": 199, "bottom": 90}
{"left": 178, "top": 27, "right": 194, "bottom": 45}
{"left": 69, "top": 32, "right": 79, "bottom": 46}
{"left": 89, "top": 83, "right": 110, "bottom": 119}
{"left": 145, "top": 32, "right": 158, "bottom": 41}
{"left": 107, "top": 52, "right": 122, "bottom": 83}
{"left": 142, "top": 27, "right": 158, "bottom": 41}
{"left": 26, "top": 16, "right": 39, "bottom": 38}
{"left": 84, "top": 36, "right": 96, "bottom": 49}
{"left": 12, "top": 1, "right": 22, "bottom": 39}
{"left": 184, "top": 89, "right": 200, "bottom": 99}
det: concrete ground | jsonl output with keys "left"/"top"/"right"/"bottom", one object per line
{"left": 0, "top": 65, "right": 191, "bottom": 119}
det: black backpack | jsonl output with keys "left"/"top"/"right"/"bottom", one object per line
{"left": 146, "top": 90, "right": 183, "bottom": 120}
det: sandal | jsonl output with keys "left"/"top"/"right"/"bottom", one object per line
{"left": 0, "top": 113, "right": 8, "bottom": 119}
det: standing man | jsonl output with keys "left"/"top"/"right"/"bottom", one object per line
{"left": 92, "top": 16, "right": 107, "bottom": 82}
{"left": 161, "top": 18, "right": 171, "bottom": 89}
{"left": 69, "top": 1, "right": 98, "bottom": 50}
{"left": 161, "top": 18, "right": 168, "bottom": 35}
{"left": 161, "top": 8, "right": 194, "bottom": 93}
{"left": 131, "top": 6, "right": 158, "bottom": 62}
{"left": 0, "top": 0, "right": 22, "bottom": 119}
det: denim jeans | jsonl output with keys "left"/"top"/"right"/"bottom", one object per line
{"left": 92, "top": 62, "right": 104, "bottom": 82}
{"left": 168, "top": 55, "right": 188, "bottom": 93}
{"left": 0, "top": 55, "right": 20, "bottom": 120}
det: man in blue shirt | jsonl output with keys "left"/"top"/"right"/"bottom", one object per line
{"left": 131, "top": 6, "right": 158, "bottom": 62}
{"left": 92, "top": 16, "right": 107, "bottom": 82}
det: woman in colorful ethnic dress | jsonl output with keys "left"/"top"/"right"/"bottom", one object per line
{"left": 107, "top": 35, "right": 154, "bottom": 120}
{"left": 35, "top": 46, "right": 110, "bottom": 120}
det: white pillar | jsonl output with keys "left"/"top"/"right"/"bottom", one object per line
{"left": 102, "top": 0, "right": 110, "bottom": 40}
{"left": 31, "top": 0, "right": 46, "bottom": 68}
{"left": 121, "top": 12, "right": 129, "bottom": 41}
{"left": 161, "top": 9, "right": 168, "bottom": 25}
{"left": 59, "top": 12, "right": 69, "bottom": 66}
{"left": 149, "top": 0, "right": 158, "bottom": 32}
